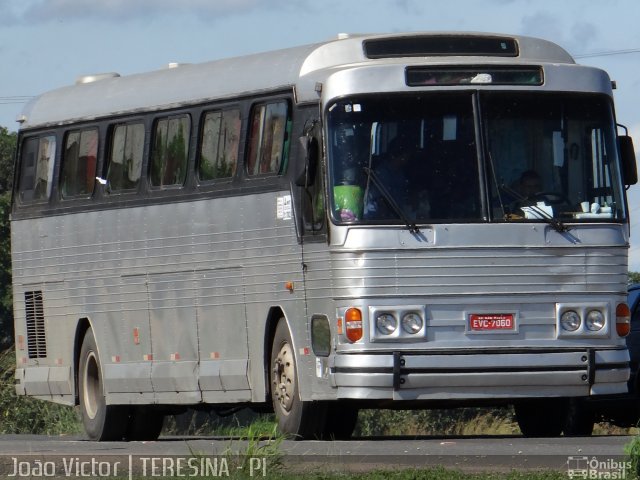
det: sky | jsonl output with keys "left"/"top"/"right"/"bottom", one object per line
{"left": 1, "top": 0, "right": 640, "bottom": 267}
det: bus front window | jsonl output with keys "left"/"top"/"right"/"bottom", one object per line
{"left": 327, "top": 94, "right": 482, "bottom": 225}
{"left": 484, "top": 94, "right": 626, "bottom": 223}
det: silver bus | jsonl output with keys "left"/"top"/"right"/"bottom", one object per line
{"left": 11, "top": 32, "right": 637, "bottom": 440}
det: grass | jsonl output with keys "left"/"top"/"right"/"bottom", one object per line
{"left": 126, "top": 466, "right": 570, "bottom": 480}
{"left": 0, "top": 348, "right": 81, "bottom": 435}
{"left": 2, "top": 345, "right": 639, "bottom": 479}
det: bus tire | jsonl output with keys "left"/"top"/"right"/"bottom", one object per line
{"left": 322, "top": 402, "right": 359, "bottom": 440}
{"left": 126, "top": 407, "right": 164, "bottom": 441}
{"left": 514, "top": 399, "right": 565, "bottom": 437}
{"left": 562, "top": 399, "right": 595, "bottom": 436}
{"left": 78, "top": 330, "right": 128, "bottom": 441}
{"left": 270, "top": 319, "right": 327, "bottom": 439}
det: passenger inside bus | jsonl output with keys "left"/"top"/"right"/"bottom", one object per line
{"left": 333, "top": 128, "right": 366, "bottom": 221}
{"left": 506, "top": 169, "right": 544, "bottom": 213}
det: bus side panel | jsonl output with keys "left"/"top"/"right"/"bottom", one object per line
{"left": 296, "top": 242, "right": 336, "bottom": 401}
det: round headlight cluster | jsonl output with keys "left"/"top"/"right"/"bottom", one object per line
{"left": 560, "top": 310, "right": 581, "bottom": 331}
{"left": 560, "top": 309, "right": 606, "bottom": 333}
{"left": 375, "top": 312, "right": 424, "bottom": 336}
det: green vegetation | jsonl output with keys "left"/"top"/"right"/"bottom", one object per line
{"left": 252, "top": 470, "right": 568, "bottom": 480}
{"left": 0, "top": 348, "right": 81, "bottom": 434}
{"left": 356, "top": 407, "right": 518, "bottom": 436}
{"left": 129, "top": 466, "right": 568, "bottom": 480}
{"left": 0, "top": 126, "right": 15, "bottom": 349}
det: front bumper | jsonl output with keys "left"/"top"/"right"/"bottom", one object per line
{"left": 330, "top": 347, "right": 630, "bottom": 400}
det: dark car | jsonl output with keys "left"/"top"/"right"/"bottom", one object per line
{"left": 565, "top": 284, "right": 640, "bottom": 435}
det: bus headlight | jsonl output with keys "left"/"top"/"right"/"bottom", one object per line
{"left": 585, "top": 310, "right": 605, "bottom": 331}
{"left": 376, "top": 313, "right": 398, "bottom": 335}
{"left": 560, "top": 310, "right": 581, "bottom": 331}
{"left": 401, "top": 312, "right": 423, "bottom": 334}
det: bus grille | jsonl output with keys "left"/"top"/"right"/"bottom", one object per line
{"left": 25, "top": 291, "right": 46, "bottom": 359}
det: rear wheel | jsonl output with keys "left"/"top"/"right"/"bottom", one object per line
{"left": 78, "top": 330, "right": 128, "bottom": 441}
{"left": 270, "top": 319, "right": 327, "bottom": 439}
{"left": 514, "top": 399, "right": 566, "bottom": 437}
{"left": 126, "top": 407, "right": 165, "bottom": 441}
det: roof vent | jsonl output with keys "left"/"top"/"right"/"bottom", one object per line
{"left": 76, "top": 72, "right": 120, "bottom": 85}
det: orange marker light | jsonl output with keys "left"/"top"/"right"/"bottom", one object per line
{"left": 616, "top": 303, "right": 631, "bottom": 337}
{"left": 345, "top": 308, "right": 363, "bottom": 342}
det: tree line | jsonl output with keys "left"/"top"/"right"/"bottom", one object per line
{"left": 0, "top": 126, "right": 15, "bottom": 349}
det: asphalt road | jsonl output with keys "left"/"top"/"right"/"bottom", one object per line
{"left": 0, "top": 434, "right": 635, "bottom": 477}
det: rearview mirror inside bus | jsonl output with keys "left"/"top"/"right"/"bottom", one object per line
{"left": 295, "top": 136, "right": 318, "bottom": 187}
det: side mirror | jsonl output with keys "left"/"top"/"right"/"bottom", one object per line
{"left": 295, "top": 136, "right": 319, "bottom": 187}
{"left": 619, "top": 135, "right": 637, "bottom": 186}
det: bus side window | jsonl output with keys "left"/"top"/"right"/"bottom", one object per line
{"left": 198, "top": 108, "right": 241, "bottom": 182}
{"left": 61, "top": 128, "right": 98, "bottom": 198}
{"left": 106, "top": 123, "right": 145, "bottom": 193}
{"left": 18, "top": 135, "right": 56, "bottom": 202}
{"left": 246, "top": 100, "right": 290, "bottom": 176}
{"left": 150, "top": 115, "right": 191, "bottom": 188}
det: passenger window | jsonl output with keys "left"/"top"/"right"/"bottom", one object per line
{"left": 107, "top": 123, "right": 144, "bottom": 192}
{"left": 199, "top": 108, "right": 241, "bottom": 181}
{"left": 150, "top": 115, "right": 190, "bottom": 187}
{"left": 246, "top": 101, "right": 290, "bottom": 175}
{"left": 61, "top": 129, "right": 98, "bottom": 198}
{"left": 18, "top": 135, "right": 56, "bottom": 202}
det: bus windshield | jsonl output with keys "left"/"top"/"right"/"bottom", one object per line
{"left": 327, "top": 93, "right": 626, "bottom": 225}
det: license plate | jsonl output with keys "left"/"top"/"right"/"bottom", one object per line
{"left": 468, "top": 313, "right": 515, "bottom": 332}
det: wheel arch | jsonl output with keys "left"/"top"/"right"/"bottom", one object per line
{"left": 73, "top": 317, "right": 94, "bottom": 405}
{"left": 263, "top": 306, "right": 289, "bottom": 401}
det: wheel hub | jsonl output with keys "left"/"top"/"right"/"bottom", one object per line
{"left": 272, "top": 343, "right": 295, "bottom": 412}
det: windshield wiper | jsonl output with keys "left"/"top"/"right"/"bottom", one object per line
{"left": 499, "top": 183, "right": 570, "bottom": 233}
{"left": 363, "top": 166, "right": 420, "bottom": 234}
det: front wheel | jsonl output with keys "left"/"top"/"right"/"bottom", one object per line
{"left": 78, "top": 330, "right": 129, "bottom": 441}
{"left": 514, "top": 399, "right": 566, "bottom": 437}
{"left": 562, "top": 399, "right": 595, "bottom": 436}
{"left": 322, "top": 402, "right": 359, "bottom": 440}
{"left": 270, "top": 319, "right": 326, "bottom": 439}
